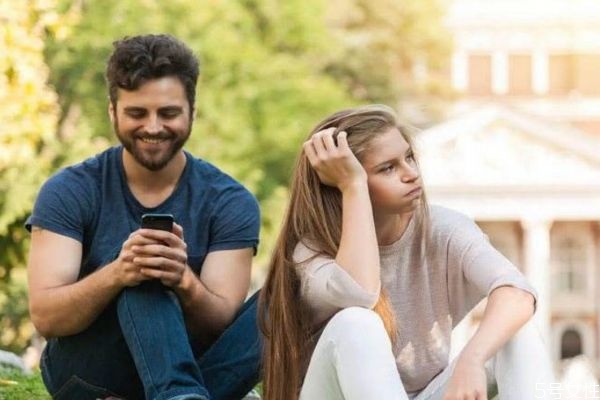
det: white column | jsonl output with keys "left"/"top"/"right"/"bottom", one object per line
{"left": 491, "top": 51, "right": 509, "bottom": 95}
{"left": 596, "top": 222, "right": 600, "bottom": 362}
{"left": 451, "top": 50, "right": 468, "bottom": 92}
{"left": 522, "top": 219, "right": 553, "bottom": 352}
{"left": 532, "top": 49, "right": 549, "bottom": 95}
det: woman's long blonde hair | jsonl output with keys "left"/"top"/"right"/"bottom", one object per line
{"left": 258, "top": 104, "right": 429, "bottom": 400}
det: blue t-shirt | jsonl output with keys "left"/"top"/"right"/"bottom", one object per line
{"left": 26, "top": 146, "right": 260, "bottom": 278}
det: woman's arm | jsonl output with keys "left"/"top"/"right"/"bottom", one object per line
{"left": 443, "top": 286, "right": 535, "bottom": 399}
{"left": 303, "top": 129, "right": 380, "bottom": 293}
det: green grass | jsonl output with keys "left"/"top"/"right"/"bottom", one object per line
{"left": 0, "top": 365, "right": 262, "bottom": 400}
{"left": 0, "top": 367, "right": 50, "bottom": 400}
{"left": 0, "top": 366, "right": 496, "bottom": 400}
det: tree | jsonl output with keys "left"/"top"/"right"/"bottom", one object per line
{"left": 44, "top": 0, "right": 355, "bottom": 269}
{"left": 324, "top": 0, "right": 452, "bottom": 118}
{"left": 0, "top": 0, "right": 451, "bottom": 353}
{"left": 0, "top": 0, "right": 67, "bottom": 352}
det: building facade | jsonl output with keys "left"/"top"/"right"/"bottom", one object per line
{"left": 420, "top": 0, "right": 600, "bottom": 376}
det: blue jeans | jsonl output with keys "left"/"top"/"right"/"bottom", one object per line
{"left": 40, "top": 281, "right": 262, "bottom": 400}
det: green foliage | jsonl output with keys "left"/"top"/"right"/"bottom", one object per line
{"left": 1, "top": 0, "right": 451, "bottom": 353}
{"left": 0, "top": 0, "right": 61, "bottom": 237}
{"left": 324, "top": 0, "right": 452, "bottom": 103}
{"left": 0, "top": 0, "right": 66, "bottom": 352}
{"left": 0, "top": 367, "right": 49, "bottom": 400}
{"left": 0, "top": 266, "right": 33, "bottom": 354}
{"left": 43, "top": 0, "right": 356, "bottom": 268}
{"left": 45, "top": 0, "right": 352, "bottom": 192}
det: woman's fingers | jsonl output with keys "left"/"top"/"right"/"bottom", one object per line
{"left": 312, "top": 128, "right": 334, "bottom": 157}
{"left": 322, "top": 129, "right": 338, "bottom": 152}
{"left": 303, "top": 127, "right": 365, "bottom": 189}
{"left": 303, "top": 128, "right": 335, "bottom": 166}
{"left": 336, "top": 130, "right": 349, "bottom": 151}
{"left": 303, "top": 139, "right": 318, "bottom": 166}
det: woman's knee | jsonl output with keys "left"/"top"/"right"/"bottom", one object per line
{"left": 322, "top": 307, "right": 388, "bottom": 344}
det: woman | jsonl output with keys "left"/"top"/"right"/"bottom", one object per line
{"left": 258, "top": 105, "right": 554, "bottom": 400}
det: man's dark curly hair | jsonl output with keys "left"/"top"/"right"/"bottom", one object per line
{"left": 106, "top": 34, "right": 200, "bottom": 108}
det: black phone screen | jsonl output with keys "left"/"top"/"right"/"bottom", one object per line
{"left": 141, "top": 213, "right": 174, "bottom": 231}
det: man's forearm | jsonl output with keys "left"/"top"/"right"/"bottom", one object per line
{"left": 30, "top": 262, "right": 123, "bottom": 338}
{"left": 175, "top": 267, "right": 241, "bottom": 344}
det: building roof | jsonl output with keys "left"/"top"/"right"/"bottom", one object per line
{"left": 417, "top": 104, "right": 600, "bottom": 219}
{"left": 447, "top": 0, "right": 600, "bottom": 27}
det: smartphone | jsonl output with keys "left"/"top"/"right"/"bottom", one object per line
{"left": 141, "top": 213, "right": 174, "bottom": 232}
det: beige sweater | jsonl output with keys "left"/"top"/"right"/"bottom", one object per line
{"left": 294, "top": 205, "right": 537, "bottom": 392}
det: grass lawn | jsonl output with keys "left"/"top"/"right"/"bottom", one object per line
{"left": 0, "top": 366, "right": 497, "bottom": 400}
{"left": 0, "top": 367, "right": 50, "bottom": 400}
{"left": 0, "top": 366, "right": 263, "bottom": 399}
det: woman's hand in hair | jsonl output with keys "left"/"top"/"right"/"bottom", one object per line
{"left": 303, "top": 128, "right": 367, "bottom": 192}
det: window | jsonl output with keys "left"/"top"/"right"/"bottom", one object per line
{"left": 554, "top": 238, "right": 586, "bottom": 294}
{"left": 575, "top": 54, "right": 600, "bottom": 95}
{"left": 467, "top": 54, "right": 492, "bottom": 95}
{"left": 560, "top": 329, "right": 583, "bottom": 359}
{"left": 549, "top": 54, "right": 575, "bottom": 95}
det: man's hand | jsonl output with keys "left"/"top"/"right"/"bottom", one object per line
{"left": 128, "top": 223, "right": 189, "bottom": 288}
{"left": 443, "top": 355, "right": 488, "bottom": 400}
{"left": 112, "top": 231, "right": 155, "bottom": 288}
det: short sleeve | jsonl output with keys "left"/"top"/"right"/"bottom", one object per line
{"left": 208, "top": 185, "right": 260, "bottom": 254}
{"left": 25, "top": 170, "right": 94, "bottom": 242}
{"left": 294, "top": 242, "right": 380, "bottom": 325}
{"left": 445, "top": 212, "right": 538, "bottom": 321}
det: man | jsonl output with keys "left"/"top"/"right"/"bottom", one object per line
{"left": 26, "top": 34, "right": 261, "bottom": 400}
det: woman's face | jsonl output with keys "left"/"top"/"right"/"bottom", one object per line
{"left": 360, "top": 128, "right": 422, "bottom": 216}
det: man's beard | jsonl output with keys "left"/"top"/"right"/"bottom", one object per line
{"left": 114, "top": 119, "right": 192, "bottom": 171}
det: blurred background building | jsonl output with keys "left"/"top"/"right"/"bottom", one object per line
{"left": 1, "top": 0, "right": 599, "bottom": 393}
{"left": 420, "top": 0, "right": 600, "bottom": 381}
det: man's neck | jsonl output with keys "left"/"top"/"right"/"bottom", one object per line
{"left": 122, "top": 150, "right": 187, "bottom": 208}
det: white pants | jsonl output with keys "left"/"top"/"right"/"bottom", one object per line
{"left": 299, "top": 307, "right": 556, "bottom": 400}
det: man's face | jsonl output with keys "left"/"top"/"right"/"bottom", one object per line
{"left": 110, "top": 76, "right": 193, "bottom": 171}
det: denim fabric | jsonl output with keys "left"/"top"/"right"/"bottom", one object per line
{"left": 41, "top": 285, "right": 262, "bottom": 400}
{"left": 197, "top": 291, "right": 262, "bottom": 400}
